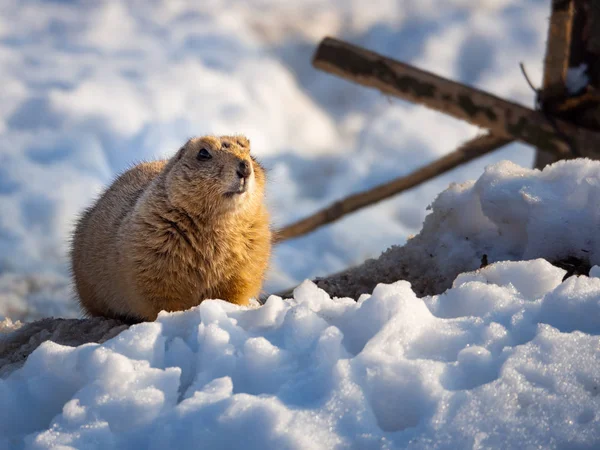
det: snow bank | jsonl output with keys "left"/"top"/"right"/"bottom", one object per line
{"left": 319, "top": 158, "right": 600, "bottom": 299}
{"left": 2, "top": 263, "right": 600, "bottom": 449}
{"left": 410, "top": 159, "right": 600, "bottom": 287}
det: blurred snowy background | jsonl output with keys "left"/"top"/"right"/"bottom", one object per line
{"left": 0, "top": 0, "right": 549, "bottom": 320}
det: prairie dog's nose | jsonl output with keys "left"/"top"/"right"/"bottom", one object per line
{"left": 237, "top": 160, "right": 251, "bottom": 179}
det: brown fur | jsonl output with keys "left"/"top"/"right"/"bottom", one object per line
{"left": 70, "top": 135, "right": 271, "bottom": 322}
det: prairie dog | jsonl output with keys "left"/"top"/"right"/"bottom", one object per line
{"left": 71, "top": 135, "right": 271, "bottom": 322}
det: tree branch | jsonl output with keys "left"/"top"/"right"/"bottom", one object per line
{"left": 274, "top": 132, "right": 510, "bottom": 243}
{"left": 535, "top": 0, "right": 576, "bottom": 168}
{"left": 312, "top": 37, "right": 600, "bottom": 159}
{"left": 542, "top": 0, "right": 575, "bottom": 102}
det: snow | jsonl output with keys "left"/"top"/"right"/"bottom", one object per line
{"left": 3, "top": 2, "right": 600, "bottom": 446}
{"left": 0, "top": 0, "right": 550, "bottom": 321}
{"left": 2, "top": 159, "right": 600, "bottom": 448}
{"left": 2, "top": 268, "right": 600, "bottom": 448}
{"left": 327, "top": 158, "right": 600, "bottom": 300}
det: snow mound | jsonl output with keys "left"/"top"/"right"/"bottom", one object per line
{"left": 414, "top": 159, "right": 600, "bottom": 284}
{"left": 2, "top": 265, "right": 600, "bottom": 449}
{"left": 319, "top": 158, "right": 600, "bottom": 299}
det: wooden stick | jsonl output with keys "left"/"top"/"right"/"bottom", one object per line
{"left": 541, "top": 0, "right": 575, "bottom": 103}
{"left": 274, "top": 132, "right": 511, "bottom": 243}
{"left": 312, "top": 37, "right": 600, "bottom": 159}
{"left": 535, "top": 0, "right": 576, "bottom": 168}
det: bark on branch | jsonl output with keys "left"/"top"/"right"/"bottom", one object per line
{"left": 535, "top": 0, "right": 577, "bottom": 168}
{"left": 312, "top": 37, "right": 600, "bottom": 159}
{"left": 274, "top": 132, "right": 510, "bottom": 243}
{"left": 542, "top": 0, "right": 575, "bottom": 103}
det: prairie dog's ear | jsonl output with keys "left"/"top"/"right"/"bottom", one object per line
{"left": 235, "top": 135, "right": 250, "bottom": 149}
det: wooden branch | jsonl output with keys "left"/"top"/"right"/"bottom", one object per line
{"left": 535, "top": 0, "right": 576, "bottom": 168}
{"left": 274, "top": 132, "right": 510, "bottom": 243}
{"left": 541, "top": 0, "right": 575, "bottom": 103}
{"left": 312, "top": 37, "right": 600, "bottom": 159}
{"left": 556, "top": 90, "right": 600, "bottom": 112}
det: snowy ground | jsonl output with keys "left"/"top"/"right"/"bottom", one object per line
{"left": 2, "top": 159, "right": 600, "bottom": 449}
{"left": 3, "top": 2, "right": 600, "bottom": 447}
{"left": 0, "top": 0, "right": 551, "bottom": 321}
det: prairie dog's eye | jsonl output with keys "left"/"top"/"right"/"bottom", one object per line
{"left": 197, "top": 148, "right": 212, "bottom": 161}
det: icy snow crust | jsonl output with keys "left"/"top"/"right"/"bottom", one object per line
{"left": 3, "top": 159, "right": 600, "bottom": 449}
